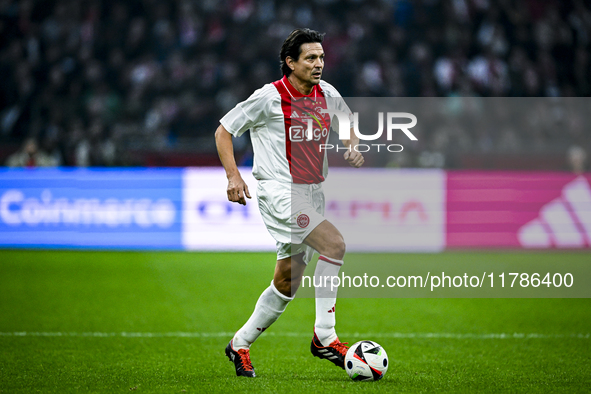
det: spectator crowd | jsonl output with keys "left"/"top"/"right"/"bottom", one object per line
{"left": 1, "top": 0, "right": 590, "bottom": 170}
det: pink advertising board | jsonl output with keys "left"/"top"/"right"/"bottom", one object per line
{"left": 446, "top": 172, "right": 591, "bottom": 249}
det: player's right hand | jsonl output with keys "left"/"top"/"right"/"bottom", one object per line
{"left": 227, "top": 175, "right": 251, "bottom": 205}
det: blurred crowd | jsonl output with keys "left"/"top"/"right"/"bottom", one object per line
{"left": 1, "top": 0, "right": 590, "bottom": 170}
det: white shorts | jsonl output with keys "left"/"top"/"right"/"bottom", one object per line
{"left": 257, "top": 180, "right": 326, "bottom": 264}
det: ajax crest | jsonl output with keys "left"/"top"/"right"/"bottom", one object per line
{"left": 296, "top": 213, "right": 310, "bottom": 228}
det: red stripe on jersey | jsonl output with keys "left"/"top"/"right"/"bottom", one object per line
{"left": 272, "top": 76, "right": 331, "bottom": 184}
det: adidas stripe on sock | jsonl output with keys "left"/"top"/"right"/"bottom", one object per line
{"left": 233, "top": 281, "right": 293, "bottom": 349}
{"left": 314, "top": 255, "right": 343, "bottom": 346}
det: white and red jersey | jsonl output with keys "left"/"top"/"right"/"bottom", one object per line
{"left": 220, "top": 75, "right": 351, "bottom": 184}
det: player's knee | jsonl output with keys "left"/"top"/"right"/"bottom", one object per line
{"left": 328, "top": 235, "right": 346, "bottom": 260}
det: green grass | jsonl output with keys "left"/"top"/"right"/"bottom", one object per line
{"left": 0, "top": 250, "right": 590, "bottom": 393}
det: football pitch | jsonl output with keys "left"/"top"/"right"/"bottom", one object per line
{"left": 0, "top": 250, "right": 589, "bottom": 393}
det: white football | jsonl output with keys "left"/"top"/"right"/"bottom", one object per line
{"left": 344, "top": 340, "right": 388, "bottom": 381}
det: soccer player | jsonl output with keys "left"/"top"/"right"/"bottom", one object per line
{"left": 215, "top": 28, "right": 364, "bottom": 377}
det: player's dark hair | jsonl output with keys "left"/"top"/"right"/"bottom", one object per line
{"left": 280, "top": 28, "right": 325, "bottom": 76}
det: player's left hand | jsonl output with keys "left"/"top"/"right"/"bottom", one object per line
{"left": 344, "top": 149, "right": 364, "bottom": 168}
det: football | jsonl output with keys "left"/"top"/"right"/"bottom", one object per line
{"left": 344, "top": 340, "right": 389, "bottom": 381}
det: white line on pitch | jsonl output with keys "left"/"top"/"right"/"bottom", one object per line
{"left": 0, "top": 332, "right": 588, "bottom": 339}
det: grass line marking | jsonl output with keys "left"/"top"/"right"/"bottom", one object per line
{"left": 0, "top": 332, "right": 588, "bottom": 339}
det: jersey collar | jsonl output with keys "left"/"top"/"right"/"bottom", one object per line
{"left": 281, "top": 75, "right": 323, "bottom": 99}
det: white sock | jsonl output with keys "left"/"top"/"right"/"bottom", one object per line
{"left": 314, "top": 255, "right": 343, "bottom": 346}
{"left": 232, "top": 281, "right": 293, "bottom": 349}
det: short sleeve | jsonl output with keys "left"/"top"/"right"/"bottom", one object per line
{"left": 220, "top": 84, "right": 275, "bottom": 137}
{"left": 336, "top": 97, "right": 354, "bottom": 129}
{"left": 320, "top": 81, "right": 354, "bottom": 129}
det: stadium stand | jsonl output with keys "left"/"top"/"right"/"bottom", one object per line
{"left": 0, "top": 0, "right": 589, "bottom": 170}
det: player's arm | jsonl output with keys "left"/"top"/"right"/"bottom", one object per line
{"left": 215, "top": 124, "right": 251, "bottom": 205}
{"left": 342, "top": 127, "right": 364, "bottom": 168}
